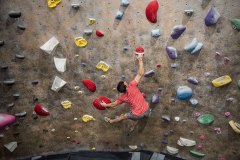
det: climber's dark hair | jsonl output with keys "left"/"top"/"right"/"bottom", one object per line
{"left": 117, "top": 81, "right": 126, "bottom": 93}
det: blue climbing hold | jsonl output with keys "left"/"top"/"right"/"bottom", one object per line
{"left": 184, "top": 38, "right": 198, "bottom": 52}
{"left": 205, "top": 7, "right": 220, "bottom": 26}
{"left": 171, "top": 25, "right": 186, "bottom": 39}
{"left": 177, "top": 86, "right": 192, "bottom": 100}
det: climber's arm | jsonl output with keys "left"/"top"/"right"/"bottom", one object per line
{"left": 134, "top": 56, "right": 144, "bottom": 84}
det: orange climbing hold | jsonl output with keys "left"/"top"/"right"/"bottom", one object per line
{"left": 145, "top": 0, "right": 159, "bottom": 23}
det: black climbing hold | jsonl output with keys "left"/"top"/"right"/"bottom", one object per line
{"left": 3, "top": 79, "right": 15, "bottom": 85}
{"left": 17, "top": 24, "right": 26, "bottom": 30}
{"left": 32, "top": 113, "right": 38, "bottom": 120}
{"left": 33, "top": 97, "right": 38, "bottom": 102}
{"left": 0, "top": 40, "right": 4, "bottom": 46}
{"left": 7, "top": 103, "right": 15, "bottom": 107}
{"left": 1, "top": 65, "right": 8, "bottom": 69}
{"left": 8, "top": 11, "right": 21, "bottom": 18}
{"left": 15, "top": 54, "right": 25, "bottom": 59}
{"left": 32, "top": 80, "right": 39, "bottom": 85}
{"left": 13, "top": 93, "right": 20, "bottom": 98}
{"left": 15, "top": 111, "right": 27, "bottom": 117}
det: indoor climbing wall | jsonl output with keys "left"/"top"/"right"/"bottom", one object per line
{"left": 0, "top": 0, "right": 240, "bottom": 159}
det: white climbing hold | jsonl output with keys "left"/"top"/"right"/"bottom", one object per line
{"left": 84, "top": 29, "right": 93, "bottom": 35}
{"left": 191, "top": 42, "right": 203, "bottom": 54}
{"left": 121, "top": 0, "right": 129, "bottom": 7}
{"left": 54, "top": 57, "right": 66, "bottom": 73}
{"left": 51, "top": 76, "right": 67, "bottom": 92}
{"left": 151, "top": 29, "right": 161, "bottom": 37}
{"left": 184, "top": 9, "right": 194, "bottom": 16}
{"left": 115, "top": 10, "right": 124, "bottom": 20}
{"left": 166, "top": 146, "right": 179, "bottom": 154}
{"left": 4, "top": 142, "right": 17, "bottom": 152}
{"left": 40, "top": 36, "right": 59, "bottom": 54}
{"left": 179, "top": 137, "right": 196, "bottom": 147}
{"left": 184, "top": 38, "right": 198, "bottom": 52}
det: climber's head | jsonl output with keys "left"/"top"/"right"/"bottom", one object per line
{"left": 117, "top": 81, "right": 127, "bottom": 93}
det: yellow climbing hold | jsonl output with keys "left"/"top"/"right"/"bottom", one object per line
{"left": 61, "top": 100, "right": 72, "bottom": 109}
{"left": 48, "top": 0, "right": 61, "bottom": 8}
{"left": 96, "top": 61, "right": 110, "bottom": 72}
{"left": 212, "top": 75, "right": 232, "bottom": 87}
{"left": 74, "top": 37, "right": 88, "bottom": 47}
{"left": 89, "top": 18, "right": 96, "bottom": 25}
{"left": 229, "top": 120, "right": 240, "bottom": 134}
{"left": 82, "top": 115, "right": 95, "bottom": 122}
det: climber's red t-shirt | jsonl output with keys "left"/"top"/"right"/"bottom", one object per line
{"left": 116, "top": 80, "right": 149, "bottom": 116}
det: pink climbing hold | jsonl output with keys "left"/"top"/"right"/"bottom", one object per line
{"left": 197, "top": 144, "right": 203, "bottom": 149}
{"left": 195, "top": 112, "right": 201, "bottom": 117}
{"left": 224, "top": 112, "right": 231, "bottom": 117}
{"left": 82, "top": 79, "right": 96, "bottom": 92}
{"left": 96, "top": 30, "right": 104, "bottom": 37}
{"left": 145, "top": 0, "right": 159, "bottom": 23}
{"left": 199, "top": 134, "right": 205, "bottom": 141}
{"left": 34, "top": 104, "right": 50, "bottom": 116}
{"left": 0, "top": 113, "right": 16, "bottom": 130}
{"left": 93, "top": 96, "right": 111, "bottom": 110}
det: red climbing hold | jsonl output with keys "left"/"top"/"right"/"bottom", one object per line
{"left": 135, "top": 46, "right": 144, "bottom": 56}
{"left": 93, "top": 96, "right": 111, "bottom": 110}
{"left": 82, "top": 79, "right": 96, "bottom": 92}
{"left": 96, "top": 30, "right": 104, "bottom": 37}
{"left": 145, "top": 0, "right": 159, "bottom": 23}
{"left": 34, "top": 104, "right": 50, "bottom": 116}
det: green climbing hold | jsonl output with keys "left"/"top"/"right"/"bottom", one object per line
{"left": 197, "top": 114, "right": 214, "bottom": 125}
{"left": 190, "top": 150, "right": 205, "bottom": 158}
{"left": 231, "top": 19, "right": 240, "bottom": 31}
{"left": 238, "top": 80, "right": 240, "bottom": 90}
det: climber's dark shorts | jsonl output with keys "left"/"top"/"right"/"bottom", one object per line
{"left": 125, "top": 107, "right": 151, "bottom": 121}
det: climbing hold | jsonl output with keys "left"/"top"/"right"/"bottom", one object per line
{"left": 115, "top": 11, "right": 124, "bottom": 20}
{"left": 162, "top": 139, "right": 168, "bottom": 144}
{"left": 54, "top": 57, "right": 66, "bottom": 73}
{"left": 170, "top": 25, "right": 186, "bottom": 39}
{"left": 34, "top": 104, "right": 50, "bottom": 116}
{"left": 166, "top": 46, "right": 177, "bottom": 59}
{"left": 96, "top": 61, "right": 110, "bottom": 72}
{"left": 135, "top": 46, "right": 144, "bottom": 57}
{"left": 171, "top": 63, "right": 177, "bottom": 68}
{"left": 184, "top": 38, "right": 198, "bottom": 52}
{"left": 84, "top": 29, "right": 93, "bottom": 35}
{"left": 93, "top": 96, "right": 111, "bottom": 110}
{"left": 51, "top": 76, "right": 66, "bottom": 92}
{"left": 123, "top": 47, "right": 128, "bottom": 52}
{"left": 229, "top": 120, "right": 240, "bottom": 134}
{"left": 4, "top": 142, "right": 17, "bottom": 152}
{"left": 190, "top": 150, "right": 205, "bottom": 158}
{"left": 230, "top": 19, "right": 240, "bottom": 31}
{"left": 32, "top": 113, "right": 38, "bottom": 120}
{"left": 174, "top": 117, "right": 180, "bottom": 121}
{"left": 74, "top": 86, "right": 80, "bottom": 90}
{"left": 13, "top": 93, "right": 20, "bottom": 98}
{"left": 166, "top": 146, "right": 179, "bottom": 155}
{"left": 78, "top": 90, "right": 83, "bottom": 94}
{"left": 3, "top": 79, "right": 15, "bottom": 86}
{"left": 195, "top": 112, "right": 201, "bottom": 117}
{"left": 32, "top": 80, "right": 39, "bottom": 85}
{"left": 224, "top": 112, "right": 231, "bottom": 117}
{"left": 191, "top": 42, "right": 203, "bottom": 54}
{"left": 7, "top": 103, "right": 15, "bottom": 108}
{"left": 71, "top": 3, "right": 80, "bottom": 9}
{"left": 205, "top": 7, "right": 220, "bottom": 26}
{"left": 129, "top": 145, "right": 137, "bottom": 150}
{"left": 144, "top": 70, "right": 155, "bottom": 77}
{"left": 151, "top": 29, "right": 161, "bottom": 37}
{"left": 184, "top": 9, "right": 194, "bottom": 16}
{"left": 1, "top": 65, "right": 8, "bottom": 69}
{"left": 238, "top": 80, "right": 240, "bottom": 89}
{"left": 17, "top": 24, "right": 26, "bottom": 30}
{"left": 189, "top": 98, "right": 198, "bottom": 106}
{"left": 145, "top": 0, "right": 159, "bottom": 23}
{"left": 176, "top": 86, "right": 192, "bottom": 100}
{"left": 89, "top": 18, "right": 96, "bottom": 25}
{"left": 47, "top": 0, "right": 61, "bottom": 8}
{"left": 197, "top": 144, "right": 203, "bottom": 150}
{"left": 199, "top": 134, "right": 205, "bottom": 141}
{"left": 40, "top": 36, "right": 59, "bottom": 54}
{"left": 162, "top": 115, "right": 170, "bottom": 122}
{"left": 82, "top": 115, "right": 95, "bottom": 122}
{"left": 178, "top": 137, "right": 196, "bottom": 147}
{"left": 197, "top": 114, "right": 214, "bottom": 125}
{"left": 96, "top": 30, "right": 104, "bottom": 37}
{"left": 15, "top": 112, "right": 27, "bottom": 117}
{"left": 0, "top": 40, "right": 4, "bottom": 46}
{"left": 212, "top": 75, "right": 232, "bottom": 87}
{"left": 156, "top": 64, "right": 161, "bottom": 68}
{"left": 214, "top": 127, "right": 222, "bottom": 134}
{"left": 224, "top": 57, "right": 230, "bottom": 64}
{"left": 151, "top": 94, "right": 160, "bottom": 104}
{"left": 8, "top": 11, "right": 21, "bottom": 18}
{"left": 0, "top": 113, "right": 16, "bottom": 130}
{"left": 121, "top": 0, "right": 129, "bottom": 7}
{"left": 187, "top": 77, "right": 198, "bottom": 85}
{"left": 82, "top": 79, "right": 96, "bottom": 92}
{"left": 61, "top": 100, "right": 72, "bottom": 109}
{"left": 15, "top": 54, "right": 25, "bottom": 59}
{"left": 101, "top": 75, "right": 106, "bottom": 79}
{"left": 80, "top": 62, "right": 86, "bottom": 67}
{"left": 74, "top": 37, "right": 88, "bottom": 47}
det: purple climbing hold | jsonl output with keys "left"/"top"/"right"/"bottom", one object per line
{"left": 151, "top": 94, "right": 160, "bottom": 104}
{"left": 162, "top": 139, "right": 168, "bottom": 144}
{"left": 144, "top": 70, "right": 155, "bottom": 77}
{"left": 187, "top": 77, "right": 198, "bottom": 85}
{"left": 166, "top": 46, "right": 177, "bottom": 59}
{"left": 205, "top": 7, "right": 220, "bottom": 26}
{"left": 170, "top": 25, "right": 186, "bottom": 39}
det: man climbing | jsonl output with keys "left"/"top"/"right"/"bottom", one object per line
{"left": 100, "top": 51, "right": 151, "bottom": 131}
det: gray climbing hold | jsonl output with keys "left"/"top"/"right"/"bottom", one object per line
{"left": 15, "top": 54, "right": 25, "bottom": 59}
{"left": 115, "top": 11, "right": 124, "bottom": 20}
{"left": 32, "top": 80, "right": 39, "bottom": 85}
{"left": 71, "top": 3, "right": 80, "bottom": 9}
{"left": 0, "top": 40, "right": 4, "bottom": 46}
{"left": 144, "top": 70, "right": 155, "bottom": 77}
{"left": 187, "top": 77, "right": 198, "bottom": 85}
{"left": 84, "top": 29, "right": 93, "bottom": 35}
{"left": 151, "top": 29, "right": 161, "bottom": 37}
{"left": 191, "top": 43, "right": 203, "bottom": 54}
{"left": 1, "top": 65, "right": 8, "bottom": 69}
{"left": 7, "top": 103, "right": 15, "bottom": 107}
{"left": 171, "top": 63, "right": 178, "bottom": 68}
{"left": 121, "top": 0, "right": 129, "bottom": 7}
{"left": 17, "top": 24, "right": 26, "bottom": 30}
{"left": 13, "top": 93, "right": 20, "bottom": 98}
{"left": 190, "top": 98, "right": 198, "bottom": 106}
{"left": 80, "top": 62, "right": 86, "bottom": 67}
{"left": 8, "top": 11, "right": 21, "bottom": 18}
{"left": 152, "top": 94, "right": 160, "bottom": 104}
{"left": 184, "top": 38, "right": 198, "bottom": 52}
{"left": 166, "top": 46, "right": 177, "bottom": 59}
{"left": 121, "top": 75, "right": 126, "bottom": 80}
{"left": 3, "top": 79, "right": 15, "bottom": 85}
{"left": 162, "top": 115, "right": 170, "bottom": 122}
{"left": 184, "top": 9, "right": 194, "bottom": 16}
{"left": 15, "top": 112, "right": 27, "bottom": 117}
